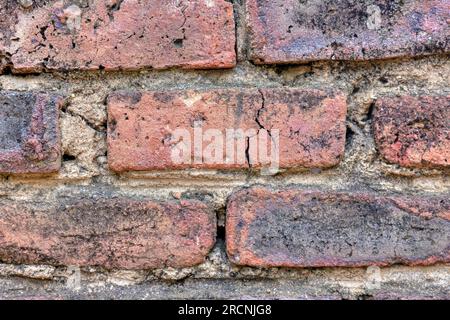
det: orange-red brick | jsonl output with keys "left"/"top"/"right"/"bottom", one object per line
{"left": 373, "top": 95, "right": 450, "bottom": 168}
{"left": 107, "top": 88, "right": 347, "bottom": 171}
{"left": 1, "top": 0, "right": 236, "bottom": 73}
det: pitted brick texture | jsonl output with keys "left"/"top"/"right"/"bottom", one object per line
{"left": 227, "top": 187, "right": 450, "bottom": 268}
{"left": 0, "top": 197, "right": 216, "bottom": 269}
{"left": 1, "top": 0, "right": 236, "bottom": 73}
{"left": 373, "top": 95, "right": 450, "bottom": 168}
{"left": 247, "top": 0, "right": 450, "bottom": 64}
{"left": 0, "top": 0, "right": 449, "bottom": 301}
{"left": 0, "top": 91, "right": 62, "bottom": 174}
{"left": 107, "top": 88, "right": 347, "bottom": 171}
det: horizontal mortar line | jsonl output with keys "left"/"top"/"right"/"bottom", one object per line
{"left": 1, "top": 181, "right": 449, "bottom": 196}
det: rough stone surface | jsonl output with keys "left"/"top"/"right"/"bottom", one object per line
{"left": 0, "top": 197, "right": 216, "bottom": 269}
{"left": 1, "top": 268, "right": 449, "bottom": 300}
{"left": 246, "top": 0, "right": 450, "bottom": 63}
{"left": 373, "top": 95, "right": 450, "bottom": 168}
{"left": 0, "top": 3, "right": 449, "bottom": 299}
{"left": 0, "top": 91, "right": 62, "bottom": 174}
{"left": 0, "top": 0, "right": 236, "bottom": 73}
{"left": 107, "top": 88, "right": 347, "bottom": 171}
{"left": 227, "top": 187, "right": 450, "bottom": 268}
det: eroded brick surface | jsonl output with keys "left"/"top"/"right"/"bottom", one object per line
{"left": 0, "top": 197, "right": 216, "bottom": 269}
{"left": 226, "top": 187, "right": 450, "bottom": 267}
{"left": 247, "top": 0, "right": 450, "bottom": 63}
{"left": 373, "top": 95, "right": 450, "bottom": 168}
{"left": 0, "top": 1, "right": 20, "bottom": 73}
{"left": 107, "top": 88, "right": 347, "bottom": 171}
{"left": 0, "top": 0, "right": 235, "bottom": 73}
{"left": 0, "top": 91, "right": 62, "bottom": 174}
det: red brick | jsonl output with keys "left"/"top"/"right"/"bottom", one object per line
{"left": 107, "top": 88, "right": 347, "bottom": 171}
{"left": 0, "top": 1, "right": 15, "bottom": 72}
{"left": 373, "top": 95, "right": 450, "bottom": 168}
{"left": 0, "top": 197, "right": 216, "bottom": 269}
{"left": 247, "top": 0, "right": 449, "bottom": 64}
{"left": 226, "top": 187, "right": 450, "bottom": 267}
{"left": 0, "top": 91, "right": 62, "bottom": 174}
{"left": 2, "top": 0, "right": 235, "bottom": 73}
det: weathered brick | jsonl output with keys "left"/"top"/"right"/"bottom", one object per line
{"left": 0, "top": 1, "right": 15, "bottom": 73}
{"left": 1, "top": 0, "right": 235, "bottom": 73}
{"left": 246, "top": 0, "right": 450, "bottom": 63}
{"left": 373, "top": 95, "right": 450, "bottom": 168}
{"left": 107, "top": 88, "right": 347, "bottom": 171}
{"left": 226, "top": 187, "right": 450, "bottom": 267}
{"left": 0, "top": 91, "right": 62, "bottom": 174}
{"left": 0, "top": 197, "right": 216, "bottom": 269}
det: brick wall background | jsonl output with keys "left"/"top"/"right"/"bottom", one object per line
{"left": 0, "top": 0, "right": 449, "bottom": 299}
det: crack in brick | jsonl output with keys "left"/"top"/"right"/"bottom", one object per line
{"left": 1, "top": 1, "right": 236, "bottom": 72}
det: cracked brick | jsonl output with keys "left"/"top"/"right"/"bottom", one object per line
{"left": 1, "top": 0, "right": 236, "bottom": 73}
{"left": 107, "top": 88, "right": 347, "bottom": 171}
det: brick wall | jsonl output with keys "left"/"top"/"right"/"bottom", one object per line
{"left": 0, "top": 0, "right": 449, "bottom": 299}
